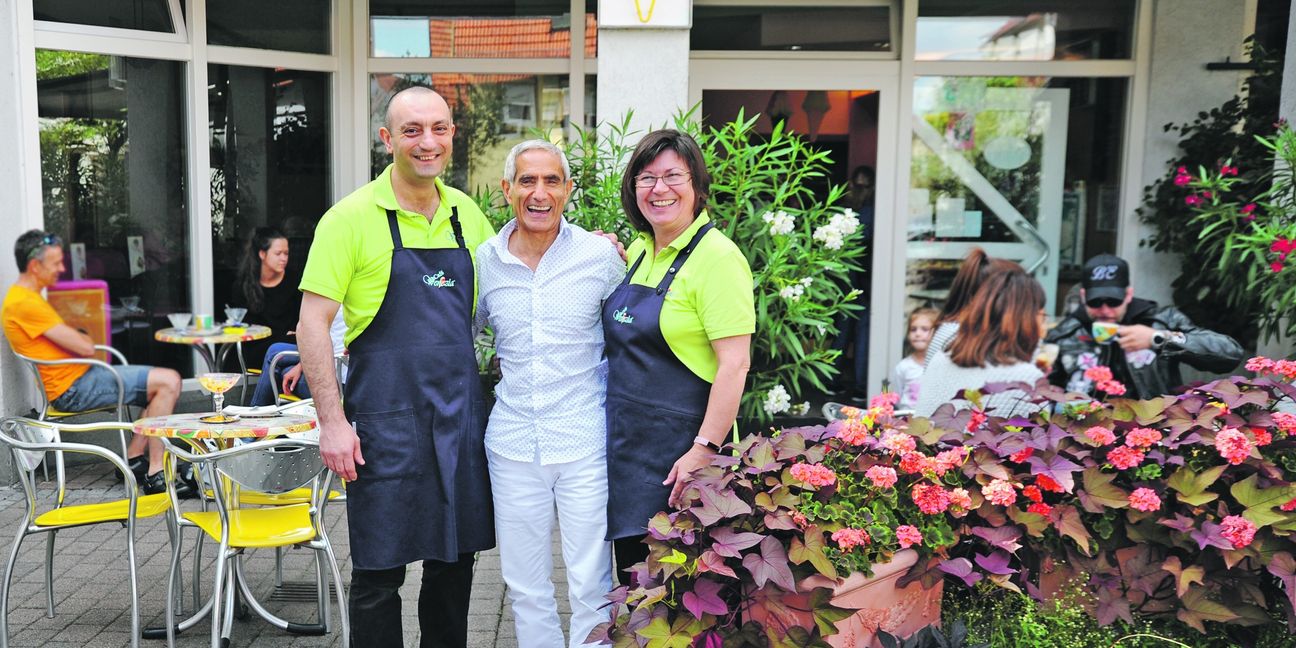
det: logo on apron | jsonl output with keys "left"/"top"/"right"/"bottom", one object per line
{"left": 612, "top": 307, "right": 635, "bottom": 324}
{"left": 423, "top": 271, "right": 457, "bottom": 288}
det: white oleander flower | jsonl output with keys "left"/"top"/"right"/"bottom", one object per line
{"left": 779, "top": 283, "right": 805, "bottom": 301}
{"left": 762, "top": 210, "right": 796, "bottom": 236}
{"left": 763, "top": 384, "right": 792, "bottom": 415}
{"left": 816, "top": 324, "right": 827, "bottom": 336}
{"left": 813, "top": 225, "right": 844, "bottom": 250}
{"left": 832, "top": 208, "right": 861, "bottom": 236}
{"left": 789, "top": 401, "right": 811, "bottom": 416}
{"left": 800, "top": 277, "right": 813, "bottom": 287}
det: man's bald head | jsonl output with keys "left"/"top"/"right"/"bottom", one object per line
{"left": 385, "top": 86, "right": 451, "bottom": 132}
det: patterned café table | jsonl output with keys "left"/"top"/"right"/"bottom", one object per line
{"left": 154, "top": 324, "right": 271, "bottom": 373}
{"left": 134, "top": 411, "right": 316, "bottom": 441}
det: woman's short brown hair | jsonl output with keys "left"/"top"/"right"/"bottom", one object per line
{"left": 619, "top": 129, "right": 711, "bottom": 233}
{"left": 947, "top": 263, "right": 1046, "bottom": 368}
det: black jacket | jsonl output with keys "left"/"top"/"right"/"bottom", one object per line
{"left": 1045, "top": 297, "right": 1244, "bottom": 400}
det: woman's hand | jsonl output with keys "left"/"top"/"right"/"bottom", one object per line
{"left": 664, "top": 444, "right": 713, "bottom": 508}
{"left": 282, "top": 363, "right": 304, "bottom": 393}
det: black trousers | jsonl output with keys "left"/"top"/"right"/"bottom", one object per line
{"left": 349, "top": 553, "right": 476, "bottom": 648}
{"left": 613, "top": 536, "right": 649, "bottom": 587}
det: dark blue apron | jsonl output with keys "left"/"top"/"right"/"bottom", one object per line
{"left": 342, "top": 208, "right": 495, "bottom": 570}
{"left": 602, "top": 223, "right": 714, "bottom": 540}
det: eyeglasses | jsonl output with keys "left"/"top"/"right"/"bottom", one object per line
{"left": 25, "top": 235, "right": 59, "bottom": 261}
{"left": 1086, "top": 297, "right": 1123, "bottom": 309}
{"left": 634, "top": 171, "right": 691, "bottom": 188}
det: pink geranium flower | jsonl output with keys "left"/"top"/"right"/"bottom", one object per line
{"left": 1107, "top": 445, "right": 1146, "bottom": 470}
{"left": 1085, "top": 426, "right": 1116, "bottom": 446}
{"left": 982, "top": 479, "right": 1017, "bottom": 507}
{"left": 1097, "top": 379, "right": 1127, "bottom": 396}
{"left": 790, "top": 463, "right": 837, "bottom": 487}
{"left": 1128, "top": 487, "right": 1162, "bottom": 512}
{"left": 831, "top": 528, "right": 871, "bottom": 552}
{"left": 880, "top": 430, "right": 917, "bottom": 454}
{"left": 1274, "top": 412, "right": 1296, "bottom": 435}
{"left": 836, "top": 419, "right": 871, "bottom": 446}
{"left": 1246, "top": 356, "right": 1275, "bottom": 373}
{"left": 949, "top": 488, "right": 973, "bottom": 512}
{"left": 911, "top": 482, "right": 952, "bottom": 515}
{"left": 895, "top": 525, "right": 923, "bottom": 549}
{"left": 934, "top": 447, "right": 969, "bottom": 473}
{"left": 865, "top": 465, "right": 898, "bottom": 489}
{"left": 1125, "top": 427, "right": 1163, "bottom": 448}
{"left": 1084, "top": 366, "right": 1114, "bottom": 383}
{"left": 966, "top": 409, "right": 988, "bottom": 433}
{"left": 1214, "top": 427, "right": 1254, "bottom": 465}
{"left": 1220, "top": 515, "right": 1258, "bottom": 549}
{"left": 1027, "top": 502, "right": 1053, "bottom": 516}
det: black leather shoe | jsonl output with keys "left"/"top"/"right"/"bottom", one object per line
{"left": 142, "top": 471, "right": 167, "bottom": 495}
{"left": 121, "top": 455, "right": 148, "bottom": 484}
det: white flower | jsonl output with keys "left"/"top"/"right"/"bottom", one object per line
{"left": 832, "top": 208, "right": 861, "bottom": 236}
{"left": 779, "top": 283, "right": 805, "bottom": 301}
{"left": 790, "top": 401, "right": 811, "bottom": 416}
{"left": 762, "top": 210, "right": 796, "bottom": 236}
{"left": 813, "top": 225, "right": 844, "bottom": 250}
{"left": 800, "top": 277, "right": 813, "bottom": 287}
{"left": 816, "top": 324, "right": 827, "bottom": 336}
{"left": 763, "top": 384, "right": 792, "bottom": 415}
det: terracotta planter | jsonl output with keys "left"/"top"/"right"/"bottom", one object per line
{"left": 745, "top": 549, "right": 943, "bottom": 647}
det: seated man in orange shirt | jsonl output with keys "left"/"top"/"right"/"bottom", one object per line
{"left": 2, "top": 230, "right": 190, "bottom": 496}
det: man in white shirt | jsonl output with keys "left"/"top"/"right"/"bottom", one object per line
{"left": 476, "top": 140, "right": 624, "bottom": 648}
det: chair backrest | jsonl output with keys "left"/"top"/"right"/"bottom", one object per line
{"left": 0, "top": 417, "right": 55, "bottom": 473}
{"left": 13, "top": 354, "right": 54, "bottom": 418}
{"left": 206, "top": 439, "right": 328, "bottom": 496}
{"left": 0, "top": 417, "right": 136, "bottom": 510}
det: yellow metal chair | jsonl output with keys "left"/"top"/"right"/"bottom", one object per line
{"left": 0, "top": 418, "right": 172, "bottom": 648}
{"left": 160, "top": 438, "right": 348, "bottom": 648}
{"left": 13, "top": 346, "right": 135, "bottom": 481}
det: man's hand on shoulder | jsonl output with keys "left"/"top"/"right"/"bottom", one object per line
{"left": 593, "top": 229, "right": 627, "bottom": 262}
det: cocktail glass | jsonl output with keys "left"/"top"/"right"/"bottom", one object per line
{"left": 224, "top": 306, "right": 247, "bottom": 325}
{"left": 198, "top": 372, "right": 243, "bottom": 423}
{"left": 167, "top": 313, "right": 192, "bottom": 331}
{"left": 121, "top": 296, "right": 141, "bottom": 312}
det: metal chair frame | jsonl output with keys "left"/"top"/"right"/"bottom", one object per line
{"left": 0, "top": 418, "right": 176, "bottom": 648}
{"left": 159, "top": 437, "right": 348, "bottom": 648}
{"left": 266, "top": 349, "right": 347, "bottom": 407}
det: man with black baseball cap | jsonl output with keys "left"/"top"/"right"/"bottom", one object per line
{"left": 1045, "top": 253, "right": 1243, "bottom": 400}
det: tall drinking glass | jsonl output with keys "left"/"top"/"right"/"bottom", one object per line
{"left": 198, "top": 372, "right": 243, "bottom": 423}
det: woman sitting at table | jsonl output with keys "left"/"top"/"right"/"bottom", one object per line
{"left": 229, "top": 227, "right": 304, "bottom": 401}
{"left": 602, "top": 129, "right": 755, "bottom": 585}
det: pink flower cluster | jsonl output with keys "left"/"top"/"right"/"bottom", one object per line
{"left": 1282, "top": 498, "right": 1296, "bottom": 512}
{"left": 1036, "top": 474, "right": 1066, "bottom": 493}
{"left": 865, "top": 465, "right": 898, "bottom": 489}
{"left": 934, "top": 447, "right": 969, "bottom": 473}
{"left": 1084, "top": 366, "right": 1112, "bottom": 383}
{"left": 1245, "top": 356, "right": 1296, "bottom": 380}
{"left": 982, "top": 479, "right": 1017, "bottom": 507}
{"left": 880, "top": 431, "right": 917, "bottom": 454}
{"left": 949, "top": 488, "right": 973, "bottom": 513}
{"left": 1251, "top": 427, "right": 1273, "bottom": 447}
{"left": 790, "top": 463, "right": 837, "bottom": 487}
{"left": 1274, "top": 411, "right": 1296, "bottom": 435}
{"left": 1241, "top": 202, "right": 1258, "bottom": 222}
{"left": 837, "top": 419, "right": 871, "bottom": 446}
{"left": 1125, "top": 427, "right": 1163, "bottom": 448}
{"left": 1214, "top": 427, "right": 1254, "bottom": 466}
{"left": 1173, "top": 166, "right": 1193, "bottom": 186}
{"left": 1083, "top": 365, "right": 1127, "bottom": 395}
{"left": 870, "top": 392, "right": 900, "bottom": 413}
{"left": 899, "top": 452, "right": 931, "bottom": 475}
{"left": 1220, "top": 515, "right": 1258, "bottom": 549}
{"left": 966, "top": 409, "right": 988, "bottom": 433}
{"left": 912, "top": 482, "right": 952, "bottom": 515}
{"left": 895, "top": 525, "right": 923, "bottom": 549}
{"left": 1272, "top": 238, "right": 1296, "bottom": 274}
{"left": 831, "top": 528, "right": 871, "bottom": 552}
{"left": 1128, "top": 487, "right": 1162, "bottom": 512}
{"left": 1086, "top": 426, "right": 1116, "bottom": 446}
{"left": 1107, "top": 445, "right": 1146, "bottom": 470}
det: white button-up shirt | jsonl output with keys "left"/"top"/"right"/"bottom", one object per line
{"left": 476, "top": 219, "right": 626, "bottom": 464}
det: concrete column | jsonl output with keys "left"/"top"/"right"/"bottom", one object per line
{"left": 0, "top": 0, "right": 43, "bottom": 418}
{"left": 1127, "top": 0, "right": 1250, "bottom": 305}
{"left": 595, "top": 28, "right": 691, "bottom": 140}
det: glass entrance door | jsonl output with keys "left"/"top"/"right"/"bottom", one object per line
{"left": 689, "top": 59, "right": 899, "bottom": 398}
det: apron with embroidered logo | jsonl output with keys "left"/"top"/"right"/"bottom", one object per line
{"left": 343, "top": 208, "right": 494, "bottom": 569}
{"left": 602, "top": 222, "right": 714, "bottom": 540}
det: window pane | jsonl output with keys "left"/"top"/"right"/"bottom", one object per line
{"left": 916, "top": 0, "right": 1134, "bottom": 61}
{"left": 208, "top": 65, "right": 332, "bottom": 326}
{"left": 370, "top": 74, "right": 578, "bottom": 195}
{"left": 692, "top": 6, "right": 891, "bottom": 52}
{"left": 36, "top": 51, "right": 192, "bottom": 375}
{"left": 34, "top": 0, "right": 173, "bottom": 33}
{"left": 905, "top": 76, "right": 1128, "bottom": 317}
{"left": 370, "top": 0, "right": 597, "bottom": 58}
{"left": 207, "top": 0, "right": 330, "bottom": 54}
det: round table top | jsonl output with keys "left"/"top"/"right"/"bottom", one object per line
{"left": 154, "top": 325, "right": 271, "bottom": 345}
{"left": 134, "top": 412, "right": 316, "bottom": 439}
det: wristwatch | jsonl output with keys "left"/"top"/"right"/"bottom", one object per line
{"left": 1151, "top": 330, "right": 1185, "bottom": 350}
{"left": 693, "top": 435, "right": 721, "bottom": 452}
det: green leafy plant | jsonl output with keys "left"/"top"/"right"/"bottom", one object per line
{"left": 1179, "top": 124, "right": 1296, "bottom": 342}
{"left": 1136, "top": 37, "right": 1280, "bottom": 347}
{"left": 475, "top": 108, "right": 867, "bottom": 423}
{"left": 877, "top": 621, "right": 986, "bottom": 648}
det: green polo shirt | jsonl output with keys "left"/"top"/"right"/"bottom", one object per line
{"left": 300, "top": 165, "right": 495, "bottom": 346}
{"left": 624, "top": 212, "right": 755, "bottom": 382}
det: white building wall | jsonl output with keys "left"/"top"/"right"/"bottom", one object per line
{"left": 1126, "top": 0, "right": 1252, "bottom": 305}
{"left": 596, "top": 29, "right": 691, "bottom": 139}
{"left": 0, "top": 0, "right": 43, "bottom": 417}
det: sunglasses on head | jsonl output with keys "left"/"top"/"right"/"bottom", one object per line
{"left": 1086, "top": 297, "right": 1122, "bottom": 309}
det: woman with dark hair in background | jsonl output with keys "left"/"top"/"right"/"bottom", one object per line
{"left": 602, "top": 129, "right": 755, "bottom": 585}
{"left": 915, "top": 262, "right": 1047, "bottom": 418}
{"left": 230, "top": 227, "right": 304, "bottom": 402}
{"left": 924, "top": 248, "right": 1019, "bottom": 364}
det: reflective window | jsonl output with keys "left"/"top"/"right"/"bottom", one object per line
{"left": 206, "top": 0, "right": 331, "bottom": 54}
{"left": 208, "top": 65, "right": 331, "bottom": 313}
{"left": 370, "top": 73, "right": 593, "bottom": 195}
{"left": 36, "top": 51, "right": 193, "bottom": 374}
{"left": 916, "top": 0, "right": 1134, "bottom": 61}
{"left": 370, "top": 0, "right": 597, "bottom": 58}
{"left": 906, "top": 76, "right": 1128, "bottom": 316}
{"left": 692, "top": 6, "right": 891, "bottom": 52}
{"left": 33, "top": 0, "right": 174, "bottom": 33}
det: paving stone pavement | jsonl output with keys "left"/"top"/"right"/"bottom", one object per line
{"left": 0, "top": 462, "right": 577, "bottom": 647}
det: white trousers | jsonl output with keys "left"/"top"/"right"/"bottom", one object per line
{"left": 487, "top": 448, "right": 614, "bottom": 648}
